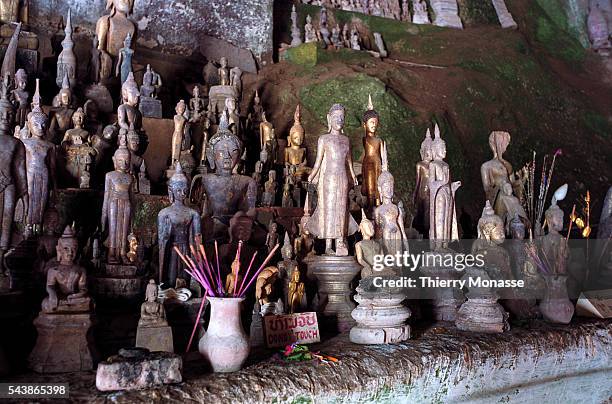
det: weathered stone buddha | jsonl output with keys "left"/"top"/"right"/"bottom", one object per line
{"left": 23, "top": 81, "right": 56, "bottom": 236}
{"left": 138, "top": 279, "right": 167, "bottom": 327}
{"left": 481, "top": 131, "right": 513, "bottom": 216}
{"left": 284, "top": 104, "right": 310, "bottom": 178}
{"left": 115, "top": 32, "right": 134, "bottom": 85}
{"left": 101, "top": 144, "right": 134, "bottom": 264}
{"left": 158, "top": 163, "right": 201, "bottom": 288}
{"left": 10, "top": 68, "right": 28, "bottom": 128}
{"left": 189, "top": 86, "right": 206, "bottom": 124}
{"left": 355, "top": 211, "right": 385, "bottom": 278}
{"left": 96, "top": 0, "right": 136, "bottom": 57}
{"left": 306, "top": 103, "right": 358, "bottom": 256}
{"left": 141, "top": 64, "right": 161, "bottom": 98}
{"left": 262, "top": 170, "right": 277, "bottom": 207}
{"left": 413, "top": 127, "right": 433, "bottom": 234}
{"left": 428, "top": 126, "right": 460, "bottom": 248}
{"left": 305, "top": 14, "right": 317, "bottom": 43}
{"left": 541, "top": 187, "right": 570, "bottom": 275}
{"left": 0, "top": 75, "right": 26, "bottom": 274}
{"left": 361, "top": 95, "right": 384, "bottom": 209}
{"left": 498, "top": 182, "right": 528, "bottom": 235}
{"left": 49, "top": 73, "right": 75, "bottom": 144}
{"left": 277, "top": 232, "right": 298, "bottom": 306}
{"left": 250, "top": 90, "right": 264, "bottom": 130}
{"left": 136, "top": 279, "right": 173, "bottom": 352}
{"left": 118, "top": 73, "right": 146, "bottom": 147}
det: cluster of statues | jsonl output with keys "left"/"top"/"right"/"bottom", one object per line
{"left": 290, "top": 5, "right": 365, "bottom": 51}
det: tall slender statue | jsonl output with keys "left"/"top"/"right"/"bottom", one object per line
{"left": 101, "top": 144, "right": 134, "bottom": 264}
{"left": 96, "top": 0, "right": 136, "bottom": 57}
{"left": 481, "top": 131, "right": 513, "bottom": 216}
{"left": 306, "top": 104, "right": 359, "bottom": 256}
{"left": 413, "top": 127, "right": 433, "bottom": 234}
{"left": 115, "top": 32, "right": 134, "bottom": 85}
{"left": 0, "top": 73, "right": 27, "bottom": 274}
{"left": 23, "top": 80, "right": 56, "bottom": 236}
{"left": 158, "top": 163, "right": 201, "bottom": 288}
{"left": 11, "top": 69, "right": 28, "bottom": 128}
{"left": 57, "top": 9, "right": 77, "bottom": 88}
{"left": 428, "top": 125, "right": 461, "bottom": 247}
{"left": 171, "top": 100, "right": 187, "bottom": 165}
{"left": 361, "top": 94, "right": 383, "bottom": 209}
{"left": 218, "top": 57, "right": 229, "bottom": 86}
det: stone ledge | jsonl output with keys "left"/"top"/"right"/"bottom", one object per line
{"left": 6, "top": 319, "right": 612, "bottom": 403}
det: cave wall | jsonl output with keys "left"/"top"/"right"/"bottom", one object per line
{"left": 29, "top": 0, "right": 274, "bottom": 61}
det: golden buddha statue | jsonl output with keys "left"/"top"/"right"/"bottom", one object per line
{"left": 225, "top": 252, "right": 242, "bottom": 296}
{"left": 284, "top": 104, "right": 310, "bottom": 178}
{"left": 0, "top": 0, "right": 25, "bottom": 25}
{"left": 287, "top": 268, "right": 305, "bottom": 314}
{"left": 361, "top": 95, "right": 384, "bottom": 209}
{"left": 259, "top": 111, "right": 275, "bottom": 163}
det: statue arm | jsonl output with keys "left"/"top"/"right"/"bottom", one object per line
{"left": 347, "top": 145, "right": 358, "bottom": 186}
{"left": 49, "top": 145, "right": 58, "bottom": 197}
{"left": 158, "top": 215, "right": 170, "bottom": 284}
{"left": 101, "top": 174, "right": 110, "bottom": 232}
{"left": 117, "top": 106, "right": 128, "bottom": 130}
{"left": 45, "top": 271, "right": 58, "bottom": 309}
{"left": 355, "top": 242, "right": 365, "bottom": 267}
{"left": 480, "top": 164, "right": 491, "bottom": 196}
{"left": 95, "top": 16, "right": 110, "bottom": 51}
{"left": 115, "top": 52, "right": 123, "bottom": 77}
{"left": 308, "top": 136, "right": 325, "bottom": 183}
{"left": 14, "top": 142, "right": 28, "bottom": 222}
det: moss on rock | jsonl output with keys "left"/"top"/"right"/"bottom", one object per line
{"left": 286, "top": 42, "right": 320, "bottom": 67}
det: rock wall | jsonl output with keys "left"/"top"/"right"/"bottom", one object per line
{"left": 29, "top": 0, "right": 274, "bottom": 61}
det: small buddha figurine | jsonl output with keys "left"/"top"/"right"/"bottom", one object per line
{"left": 284, "top": 104, "right": 309, "bottom": 178}
{"left": 350, "top": 27, "right": 361, "bottom": 50}
{"left": 262, "top": 170, "right": 277, "bottom": 207}
{"left": 498, "top": 182, "right": 528, "bottom": 235}
{"left": 541, "top": 185, "right": 569, "bottom": 274}
{"left": 23, "top": 81, "right": 56, "bottom": 236}
{"left": 171, "top": 100, "right": 188, "bottom": 165}
{"left": 101, "top": 144, "right": 134, "bottom": 264}
{"left": 41, "top": 225, "right": 92, "bottom": 313}
{"left": 428, "top": 126, "right": 461, "bottom": 248}
{"left": 374, "top": 144, "right": 409, "bottom": 258}
{"left": 361, "top": 95, "right": 384, "bottom": 209}
{"left": 294, "top": 194, "right": 314, "bottom": 260}
{"left": 225, "top": 97, "right": 241, "bottom": 138}
{"left": 10, "top": 69, "right": 29, "bottom": 128}
{"left": 0, "top": 74, "right": 27, "bottom": 273}
{"left": 259, "top": 112, "right": 275, "bottom": 163}
{"left": 230, "top": 66, "right": 242, "bottom": 96}
{"left": 277, "top": 232, "right": 298, "bottom": 304}
{"left": 126, "top": 130, "right": 143, "bottom": 178}
{"left": 138, "top": 161, "right": 151, "bottom": 194}
{"left": 189, "top": 86, "right": 206, "bottom": 124}
{"left": 225, "top": 248, "right": 242, "bottom": 296}
{"left": 250, "top": 90, "right": 264, "bottom": 130}
{"left": 472, "top": 201, "right": 514, "bottom": 279}
{"left": 158, "top": 163, "right": 202, "bottom": 288}
{"left": 413, "top": 128, "right": 433, "bottom": 234}
{"left": 140, "top": 64, "right": 162, "bottom": 98}
{"left": 218, "top": 57, "right": 229, "bottom": 86}
{"left": 49, "top": 73, "right": 75, "bottom": 144}
{"left": 255, "top": 266, "right": 279, "bottom": 306}
{"left": 62, "top": 107, "right": 90, "bottom": 147}
{"left": 190, "top": 111, "right": 256, "bottom": 237}
{"left": 115, "top": 32, "right": 134, "bottom": 85}
{"left": 331, "top": 24, "right": 343, "bottom": 48}
{"left": 355, "top": 211, "right": 385, "bottom": 278}
{"left": 282, "top": 181, "right": 293, "bottom": 208}
{"left": 96, "top": 0, "right": 136, "bottom": 57}
{"left": 288, "top": 268, "right": 305, "bottom": 314}
{"left": 117, "top": 73, "right": 143, "bottom": 138}
{"left": 481, "top": 131, "right": 513, "bottom": 216}
{"left": 266, "top": 221, "right": 279, "bottom": 253}
{"left": 62, "top": 108, "right": 96, "bottom": 188}
{"left": 304, "top": 15, "right": 317, "bottom": 43}
{"left": 138, "top": 279, "right": 167, "bottom": 327}
{"left": 290, "top": 5, "right": 302, "bottom": 47}
{"left": 307, "top": 103, "right": 359, "bottom": 256}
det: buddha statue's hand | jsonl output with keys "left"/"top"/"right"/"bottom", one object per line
{"left": 48, "top": 295, "right": 58, "bottom": 310}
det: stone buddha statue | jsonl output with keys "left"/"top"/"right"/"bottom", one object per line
{"left": 472, "top": 201, "right": 513, "bottom": 279}
{"left": 189, "top": 86, "right": 206, "bottom": 125}
{"left": 498, "top": 182, "right": 528, "bottom": 235}
{"left": 22, "top": 81, "right": 56, "bottom": 236}
{"left": 62, "top": 107, "right": 90, "bottom": 147}
{"left": 361, "top": 95, "right": 384, "bottom": 209}
{"left": 355, "top": 211, "right": 385, "bottom": 278}
{"left": 284, "top": 104, "right": 310, "bottom": 178}
{"left": 171, "top": 100, "right": 188, "bottom": 166}
{"left": 49, "top": 73, "right": 75, "bottom": 144}
{"left": 218, "top": 57, "right": 229, "bottom": 86}
{"left": 158, "top": 163, "right": 201, "bottom": 288}
{"left": 541, "top": 187, "right": 569, "bottom": 275}
{"left": 277, "top": 232, "right": 298, "bottom": 305}
{"left": 140, "top": 64, "right": 161, "bottom": 98}
{"left": 0, "top": 72, "right": 27, "bottom": 274}
{"left": 118, "top": 73, "right": 142, "bottom": 136}
{"left": 138, "top": 279, "right": 167, "bottom": 327}
{"left": 101, "top": 144, "right": 134, "bottom": 264}
{"left": 306, "top": 103, "right": 359, "bottom": 256}
{"left": 192, "top": 111, "right": 256, "bottom": 238}
{"left": 428, "top": 126, "right": 461, "bottom": 248}
{"left": 96, "top": 0, "right": 136, "bottom": 57}
{"left": 41, "top": 225, "right": 92, "bottom": 313}
{"left": 10, "top": 68, "right": 28, "bottom": 128}
{"left": 481, "top": 131, "right": 513, "bottom": 216}
{"left": 413, "top": 127, "right": 433, "bottom": 234}
{"left": 250, "top": 90, "right": 264, "bottom": 130}
{"left": 288, "top": 267, "right": 305, "bottom": 314}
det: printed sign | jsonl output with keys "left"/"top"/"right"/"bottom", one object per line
{"left": 263, "top": 312, "right": 320, "bottom": 348}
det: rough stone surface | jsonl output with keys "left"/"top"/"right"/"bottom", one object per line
{"left": 29, "top": 0, "right": 273, "bottom": 60}
{"left": 135, "top": 326, "right": 174, "bottom": 353}
{"left": 96, "top": 350, "right": 182, "bottom": 391}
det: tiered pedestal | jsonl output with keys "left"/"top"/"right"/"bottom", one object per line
{"left": 28, "top": 312, "right": 94, "bottom": 373}
{"left": 420, "top": 252, "right": 465, "bottom": 321}
{"left": 456, "top": 295, "right": 509, "bottom": 333}
{"left": 139, "top": 97, "right": 162, "bottom": 118}
{"left": 307, "top": 255, "right": 360, "bottom": 333}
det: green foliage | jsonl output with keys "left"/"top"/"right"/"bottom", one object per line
{"left": 532, "top": 1, "right": 586, "bottom": 64}
{"left": 286, "top": 42, "right": 319, "bottom": 67}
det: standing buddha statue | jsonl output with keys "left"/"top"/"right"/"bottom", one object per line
{"left": 96, "top": 0, "right": 136, "bottom": 57}
{"left": 413, "top": 127, "right": 433, "bottom": 234}
{"left": 361, "top": 95, "right": 384, "bottom": 209}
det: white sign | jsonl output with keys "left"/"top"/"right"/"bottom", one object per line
{"left": 263, "top": 312, "right": 320, "bottom": 348}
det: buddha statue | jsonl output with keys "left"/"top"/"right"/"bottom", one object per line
{"left": 118, "top": 73, "right": 145, "bottom": 142}
{"left": 259, "top": 112, "right": 275, "bottom": 164}
{"left": 218, "top": 57, "right": 229, "bottom": 86}
{"left": 56, "top": 9, "right": 77, "bottom": 88}
{"left": 126, "top": 129, "right": 143, "bottom": 178}
{"left": 498, "top": 182, "right": 528, "bottom": 235}
{"left": 225, "top": 250, "right": 242, "bottom": 296}
{"left": 138, "top": 279, "right": 167, "bottom": 327}
{"left": 361, "top": 95, "right": 384, "bottom": 209}
{"left": 428, "top": 126, "right": 460, "bottom": 248}
{"left": 49, "top": 73, "right": 75, "bottom": 144}
{"left": 278, "top": 232, "right": 299, "bottom": 305}
{"left": 0, "top": 73, "right": 27, "bottom": 274}
{"left": 230, "top": 66, "right": 242, "bottom": 96}
{"left": 115, "top": 32, "right": 134, "bottom": 85}
{"left": 374, "top": 143, "right": 409, "bottom": 258}
{"left": 265, "top": 221, "right": 279, "bottom": 253}
{"left": 542, "top": 186, "right": 569, "bottom": 275}
{"left": 249, "top": 90, "right": 264, "bottom": 130}
{"left": 225, "top": 97, "right": 241, "bottom": 138}
{"left": 305, "top": 14, "right": 317, "bottom": 43}
{"left": 288, "top": 268, "right": 305, "bottom": 314}
{"left": 294, "top": 194, "right": 314, "bottom": 260}
{"left": 10, "top": 68, "right": 28, "bottom": 128}
{"left": 413, "top": 127, "right": 433, "bottom": 234}
{"left": 101, "top": 144, "right": 134, "bottom": 264}
{"left": 171, "top": 100, "right": 188, "bottom": 166}
{"left": 158, "top": 163, "right": 201, "bottom": 288}
{"left": 96, "top": 0, "right": 136, "bottom": 57}
{"left": 284, "top": 104, "right": 310, "bottom": 178}
{"left": 355, "top": 211, "right": 385, "bottom": 278}
{"left": 41, "top": 225, "right": 91, "bottom": 313}
{"left": 189, "top": 86, "right": 206, "bottom": 124}
{"left": 472, "top": 201, "right": 513, "bottom": 278}
{"left": 481, "top": 131, "right": 513, "bottom": 216}
{"left": 262, "top": 170, "right": 277, "bottom": 207}
{"left": 306, "top": 103, "right": 359, "bottom": 256}
{"left": 140, "top": 64, "right": 161, "bottom": 98}
{"left": 255, "top": 266, "right": 279, "bottom": 306}
{"left": 62, "top": 107, "right": 90, "bottom": 147}
{"left": 22, "top": 80, "right": 56, "bottom": 236}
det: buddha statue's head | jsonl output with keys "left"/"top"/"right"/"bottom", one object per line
{"left": 510, "top": 214, "right": 525, "bottom": 240}
{"left": 545, "top": 203, "right": 564, "bottom": 233}
{"left": 72, "top": 107, "right": 85, "bottom": 128}
{"left": 192, "top": 85, "right": 200, "bottom": 98}
{"left": 431, "top": 124, "right": 446, "bottom": 160}
{"left": 377, "top": 170, "right": 394, "bottom": 202}
{"left": 176, "top": 99, "right": 186, "bottom": 116}
{"left": 108, "top": 0, "right": 135, "bottom": 16}
{"left": 281, "top": 232, "right": 293, "bottom": 260}
{"left": 102, "top": 124, "right": 117, "bottom": 141}
{"left": 362, "top": 94, "right": 379, "bottom": 136}
{"left": 477, "top": 201, "right": 505, "bottom": 244}
{"left": 207, "top": 111, "right": 242, "bottom": 176}
{"left": 42, "top": 205, "right": 61, "bottom": 236}
{"left": 28, "top": 105, "right": 48, "bottom": 139}
{"left": 220, "top": 57, "right": 228, "bottom": 68}
{"left": 225, "top": 97, "right": 236, "bottom": 113}
{"left": 359, "top": 209, "right": 375, "bottom": 239}
{"left": 112, "top": 144, "right": 131, "bottom": 173}
{"left": 126, "top": 85, "right": 140, "bottom": 107}
{"left": 145, "top": 279, "right": 157, "bottom": 303}
{"left": 0, "top": 74, "right": 14, "bottom": 136}
{"left": 489, "top": 131, "right": 510, "bottom": 159}
{"left": 168, "top": 162, "right": 188, "bottom": 204}
{"left": 229, "top": 212, "right": 254, "bottom": 243}
{"left": 58, "top": 72, "right": 72, "bottom": 107}
{"left": 15, "top": 69, "right": 27, "bottom": 90}
{"left": 269, "top": 221, "right": 278, "bottom": 234}
{"left": 268, "top": 170, "right": 276, "bottom": 182}
{"left": 420, "top": 128, "right": 433, "bottom": 162}
{"left": 127, "top": 130, "right": 140, "bottom": 153}
{"left": 502, "top": 182, "right": 513, "bottom": 196}
{"left": 327, "top": 103, "right": 345, "bottom": 133}
{"left": 254, "top": 90, "right": 261, "bottom": 105}
{"left": 122, "top": 72, "right": 139, "bottom": 104}
{"left": 56, "top": 225, "right": 78, "bottom": 265}
{"left": 289, "top": 104, "right": 304, "bottom": 147}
